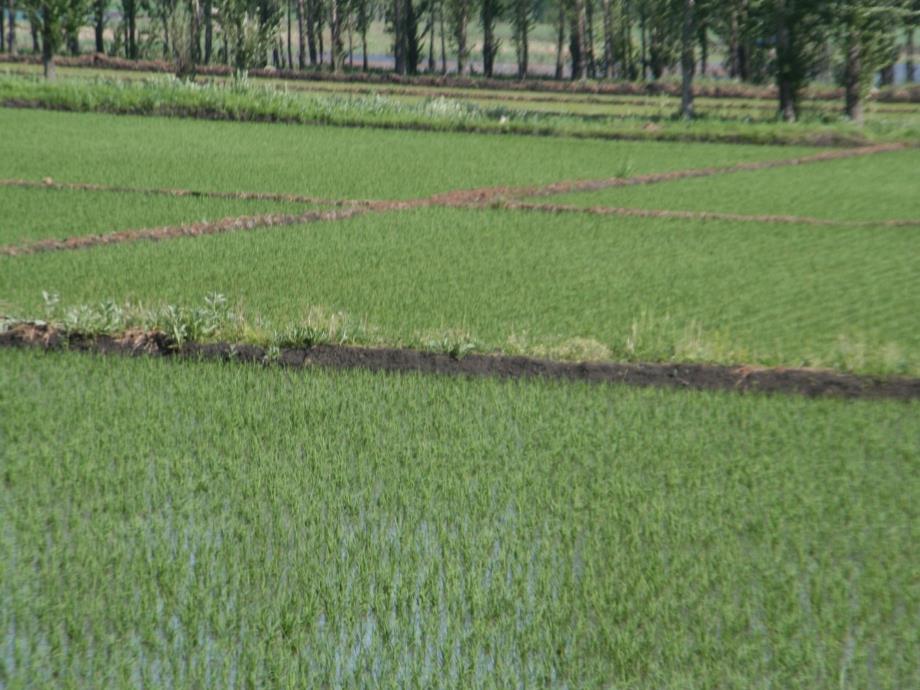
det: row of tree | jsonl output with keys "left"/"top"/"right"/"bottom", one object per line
{"left": 1, "top": 0, "right": 917, "bottom": 121}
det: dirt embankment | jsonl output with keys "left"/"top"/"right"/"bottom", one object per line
{"left": 3, "top": 323, "right": 918, "bottom": 401}
{"left": 0, "top": 207, "right": 367, "bottom": 257}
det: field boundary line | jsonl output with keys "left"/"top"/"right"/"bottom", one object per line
{"left": 493, "top": 201, "right": 920, "bottom": 227}
{"left": 0, "top": 143, "right": 907, "bottom": 256}
{"left": 0, "top": 207, "right": 368, "bottom": 257}
{"left": 427, "top": 143, "right": 906, "bottom": 204}
{"left": 0, "top": 100, "right": 881, "bottom": 147}
{"left": 2, "top": 322, "right": 918, "bottom": 401}
{"left": 0, "top": 178, "right": 353, "bottom": 207}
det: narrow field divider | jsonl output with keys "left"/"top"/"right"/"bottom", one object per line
{"left": 452, "top": 143, "right": 906, "bottom": 202}
{"left": 2, "top": 323, "right": 918, "bottom": 401}
{"left": 496, "top": 201, "right": 920, "bottom": 228}
{"left": 0, "top": 142, "right": 907, "bottom": 257}
{"left": 0, "top": 177, "right": 353, "bottom": 207}
{"left": 0, "top": 207, "right": 369, "bottom": 257}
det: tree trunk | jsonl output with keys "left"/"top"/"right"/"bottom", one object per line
{"left": 161, "top": 16, "right": 170, "bottom": 57}
{"left": 204, "top": 0, "right": 212, "bottom": 62}
{"left": 844, "top": 30, "right": 862, "bottom": 124}
{"left": 728, "top": 10, "right": 738, "bottom": 77}
{"left": 439, "top": 6, "right": 446, "bottom": 73}
{"left": 286, "top": 0, "right": 293, "bottom": 68}
{"left": 776, "top": 3, "right": 796, "bottom": 122}
{"left": 93, "top": 0, "right": 105, "bottom": 53}
{"left": 427, "top": 4, "right": 435, "bottom": 72}
{"left": 554, "top": 0, "right": 564, "bottom": 79}
{"left": 295, "top": 0, "right": 304, "bottom": 67}
{"left": 639, "top": 10, "right": 647, "bottom": 80}
{"left": 41, "top": 12, "right": 54, "bottom": 79}
{"left": 362, "top": 27, "right": 368, "bottom": 71}
{"left": 907, "top": 22, "right": 915, "bottom": 83}
{"left": 680, "top": 0, "right": 694, "bottom": 119}
{"left": 306, "top": 0, "right": 317, "bottom": 65}
{"left": 622, "top": 0, "right": 633, "bottom": 79}
{"left": 454, "top": 1, "right": 468, "bottom": 74}
{"left": 6, "top": 0, "right": 14, "bottom": 55}
{"left": 585, "top": 0, "right": 595, "bottom": 78}
{"left": 330, "top": 0, "right": 343, "bottom": 72}
{"left": 394, "top": 0, "right": 405, "bottom": 73}
{"left": 518, "top": 14, "right": 528, "bottom": 79}
{"left": 30, "top": 15, "right": 39, "bottom": 53}
{"left": 317, "top": 13, "right": 324, "bottom": 65}
{"left": 129, "top": 3, "right": 137, "bottom": 59}
{"left": 571, "top": 0, "right": 586, "bottom": 80}
{"left": 482, "top": 0, "right": 495, "bottom": 77}
{"left": 601, "top": 0, "right": 613, "bottom": 78}
{"left": 1, "top": 7, "right": 5, "bottom": 52}
{"left": 879, "top": 61, "right": 895, "bottom": 87}
{"left": 697, "top": 20, "right": 706, "bottom": 76}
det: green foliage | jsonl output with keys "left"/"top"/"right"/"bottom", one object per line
{"left": 550, "top": 147, "right": 920, "bottom": 220}
{"left": 0, "top": 185, "right": 306, "bottom": 245}
{"left": 0, "top": 106, "right": 819, "bottom": 201}
{"left": 3, "top": 70, "right": 914, "bottom": 144}
{"left": 4, "top": 206, "right": 918, "bottom": 374}
{"left": 1, "top": 349, "right": 918, "bottom": 687}
{"left": 32, "top": 292, "right": 236, "bottom": 343}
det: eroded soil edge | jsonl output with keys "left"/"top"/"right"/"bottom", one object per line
{"left": 2, "top": 323, "right": 917, "bottom": 401}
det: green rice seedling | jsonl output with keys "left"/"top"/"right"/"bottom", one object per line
{"left": 0, "top": 185, "right": 308, "bottom": 245}
{"left": 4, "top": 207, "right": 917, "bottom": 375}
{"left": 0, "top": 103, "right": 823, "bottom": 203}
{"left": 549, "top": 148, "right": 920, "bottom": 221}
{"left": 0, "top": 350, "right": 917, "bottom": 688}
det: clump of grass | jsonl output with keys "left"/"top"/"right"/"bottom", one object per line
{"left": 1, "top": 73, "right": 908, "bottom": 145}
{"left": 35, "top": 291, "right": 236, "bottom": 346}
{"left": 419, "top": 329, "right": 481, "bottom": 359}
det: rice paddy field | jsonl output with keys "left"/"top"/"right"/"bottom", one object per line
{"left": 1, "top": 80, "right": 919, "bottom": 688}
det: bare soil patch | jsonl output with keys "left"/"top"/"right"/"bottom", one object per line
{"left": 0, "top": 177, "right": 350, "bottom": 207}
{"left": 499, "top": 201, "right": 920, "bottom": 227}
{"left": 2, "top": 323, "right": 917, "bottom": 401}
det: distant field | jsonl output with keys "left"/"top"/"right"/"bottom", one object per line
{"left": 0, "top": 108, "right": 818, "bottom": 200}
{"left": 0, "top": 186, "right": 305, "bottom": 245}
{"left": 1, "top": 349, "right": 916, "bottom": 688}
{"left": 6, "top": 64, "right": 920, "bottom": 132}
{"left": 4, "top": 207, "right": 917, "bottom": 374}
{"left": 548, "top": 148, "right": 920, "bottom": 221}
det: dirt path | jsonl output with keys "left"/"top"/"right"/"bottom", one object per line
{"left": 2, "top": 323, "right": 918, "bottom": 401}
{"left": 426, "top": 143, "right": 906, "bottom": 205}
{"left": 0, "top": 207, "right": 368, "bottom": 257}
{"left": 0, "top": 178, "right": 353, "bottom": 207}
{"left": 499, "top": 201, "right": 920, "bottom": 227}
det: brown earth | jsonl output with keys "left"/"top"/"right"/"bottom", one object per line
{"left": 500, "top": 201, "right": 920, "bottom": 227}
{"left": 2, "top": 323, "right": 918, "bottom": 401}
{"left": 0, "top": 207, "right": 367, "bottom": 257}
{"left": 0, "top": 177, "right": 352, "bottom": 206}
